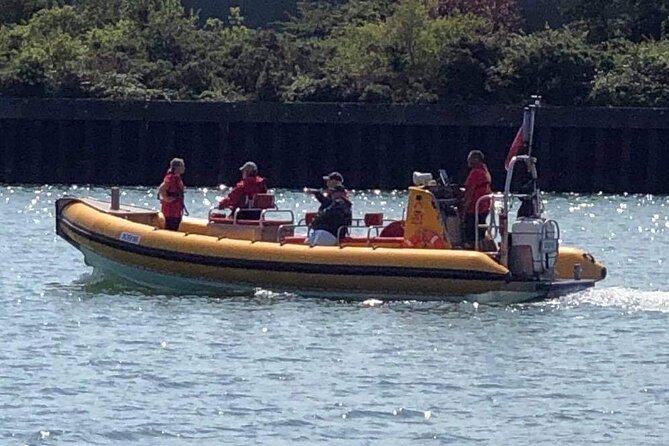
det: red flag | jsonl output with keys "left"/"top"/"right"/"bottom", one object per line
{"left": 504, "top": 127, "right": 524, "bottom": 171}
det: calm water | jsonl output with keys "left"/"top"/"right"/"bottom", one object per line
{"left": 1, "top": 185, "right": 668, "bottom": 445}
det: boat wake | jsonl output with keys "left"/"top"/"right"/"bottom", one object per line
{"left": 252, "top": 288, "right": 301, "bottom": 301}
{"left": 546, "top": 287, "right": 669, "bottom": 313}
{"left": 72, "top": 271, "right": 300, "bottom": 301}
{"left": 60, "top": 271, "right": 668, "bottom": 313}
{"left": 73, "top": 270, "right": 154, "bottom": 296}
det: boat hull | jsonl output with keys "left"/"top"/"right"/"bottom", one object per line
{"left": 56, "top": 198, "right": 597, "bottom": 304}
{"left": 76, "top": 244, "right": 591, "bottom": 304}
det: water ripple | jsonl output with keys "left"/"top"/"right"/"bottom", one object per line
{"left": 2, "top": 186, "right": 669, "bottom": 444}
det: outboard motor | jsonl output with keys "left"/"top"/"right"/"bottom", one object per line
{"left": 501, "top": 97, "right": 563, "bottom": 279}
{"left": 509, "top": 217, "right": 559, "bottom": 279}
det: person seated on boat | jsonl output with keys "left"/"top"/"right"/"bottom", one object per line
{"left": 217, "top": 161, "right": 267, "bottom": 220}
{"left": 306, "top": 185, "right": 353, "bottom": 246}
{"left": 305, "top": 171, "right": 348, "bottom": 211}
{"left": 462, "top": 150, "right": 492, "bottom": 248}
{"left": 157, "top": 157, "right": 186, "bottom": 231}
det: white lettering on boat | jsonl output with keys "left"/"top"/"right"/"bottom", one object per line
{"left": 120, "top": 232, "right": 141, "bottom": 245}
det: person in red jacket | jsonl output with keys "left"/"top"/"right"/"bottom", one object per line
{"left": 462, "top": 150, "right": 492, "bottom": 247}
{"left": 218, "top": 161, "right": 267, "bottom": 219}
{"left": 157, "top": 158, "right": 186, "bottom": 231}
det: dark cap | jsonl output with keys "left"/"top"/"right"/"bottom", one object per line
{"left": 323, "top": 171, "right": 344, "bottom": 182}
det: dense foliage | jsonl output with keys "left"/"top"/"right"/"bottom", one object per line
{"left": 559, "top": 0, "right": 669, "bottom": 42}
{"left": 1, "top": 0, "right": 668, "bottom": 105}
{"left": 435, "top": 0, "right": 520, "bottom": 30}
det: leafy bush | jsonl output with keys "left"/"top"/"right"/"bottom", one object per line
{"left": 590, "top": 40, "right": 669, "bottom": 106}
{"left": 434, "top": 0, "right": 520, "bottom": 30}
{"left": 281, "top": 0, "right": 396, "bottom": 38}
{"left": 430, "top": 14, "right": 502, "bottom": 103}
{"left": 0, "top": 0, "right": 54, "bottom": 25}
{"left": 0, "top": 7, "right": 87, "bottom": 96}
{"left": 321, "top": 0, "right": 499, "bottom": 103}
{"left": 488, "top": 27, "right": 599, "bottom": 104}
{"left": 560, "top": 0, "right": 669, "bottom": 42}
{"left": 0, "top": 0, "right": 668, "bottom": 106}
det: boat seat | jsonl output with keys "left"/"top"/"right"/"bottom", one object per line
{"left": 340, "top": 236, "right": 370, "bottom": 243}
{"left": 209, "top": 215, "right": 232, "bottom": 224}
{"left": 209, "top": 193, "right": 281, "bottom": 225}
{"left": 252, "top": 219, "right": 292, "bottom": 227}
{"left": 305, "top": 211, "right": 317, "bottom": 225}
{"left": 283, "top": 236, "right": 307, "bottom": 244}
{"left": 209, "top": 217, "right": 292, "bottom": 227}
{"left": 298, "top": 212, "right": 384, "bottom": 229}
{"left": 379, "top": 220, "right": 404, "bottom": 237}
{"left": 282, "top": 235, "right": 403, "bottom": 246}
{"left": 364, "top": 212, "right": 384, "bottom": 226}
{"left": 371, "top": 236, "right": 404, "bottom": 244}
{"left": 340, "top": 236, "right": 405, "bottom": 246}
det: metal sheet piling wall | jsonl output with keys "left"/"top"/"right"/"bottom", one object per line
{"left": 1, "top": 98, "right": 668, "bottom": 193}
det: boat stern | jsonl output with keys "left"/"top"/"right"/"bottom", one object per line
{"left": 555, "top": 246, "right": 607, "bottom": 282}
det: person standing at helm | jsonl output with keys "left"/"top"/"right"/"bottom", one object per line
{"left": 157, "top": 157, "right": 186, "bottom": 231}
{"left": 218, "top": 161, "right": 267, "bottom": 219}
{"left": 462, "top": 150, "right": 492, "bottom": 247}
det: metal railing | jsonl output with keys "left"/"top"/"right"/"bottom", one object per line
{"left": 208, "top": 207, "right": 294, "bottom": 226}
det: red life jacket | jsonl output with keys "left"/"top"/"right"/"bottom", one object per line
{"left": 218, "top": 175, "right": 267, "bottom": 210}
{"left": 161, "top": 171, "right": 185, "bottom": 218}
{"left": 464, "top": 164, "right": 492, "bottom": 215}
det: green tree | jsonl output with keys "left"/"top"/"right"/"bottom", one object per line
{"left": 321, "top": 0, "right": 502, "bottom": 103}
{"left": 435, "top": 0, "right": 520, "bottom": 30}
{"left": 430, "top": 15, "right": 502, "bottom": 103}
{"left": 590, "top": 40, "right": 669, "bottom": 106}
{"left": 323, "top": 0, "right": 438, "bottom": 102}
{"left": 0, "top": 0, "right": 56, "bottom": 25}
{"left": 281, "top": 0, "right": 396, "bottom": 38}
{"left": 488, "top": 27, "right": 599, "bottom": 104}
{"left": 560, "top": 0, "right": 669, "bottom": 42}
{"left": 0, "top": 6, "right": 87, "bottom": 96}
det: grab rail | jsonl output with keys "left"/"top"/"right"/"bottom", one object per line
{"left": 277, "top": 223, "right": 311, "bottom": 244}
{"left": 209, "top": 207, "right": 294, "bottom": 227}
{"left": 258, "top": 209, "right": 295, "bottom": 228}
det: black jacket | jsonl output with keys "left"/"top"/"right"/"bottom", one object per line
{"left": 314, "top": 190, "right": 334, "bottom": 212}
{"left": 311, "top": 197, "right": 352, "bottom": 239}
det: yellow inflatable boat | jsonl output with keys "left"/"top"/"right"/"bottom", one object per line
{"left": 55, "top": 184, "right": 605, "bottom": 304}
{"left": 55, "top": 103, "right": 606, "bottom": 304}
